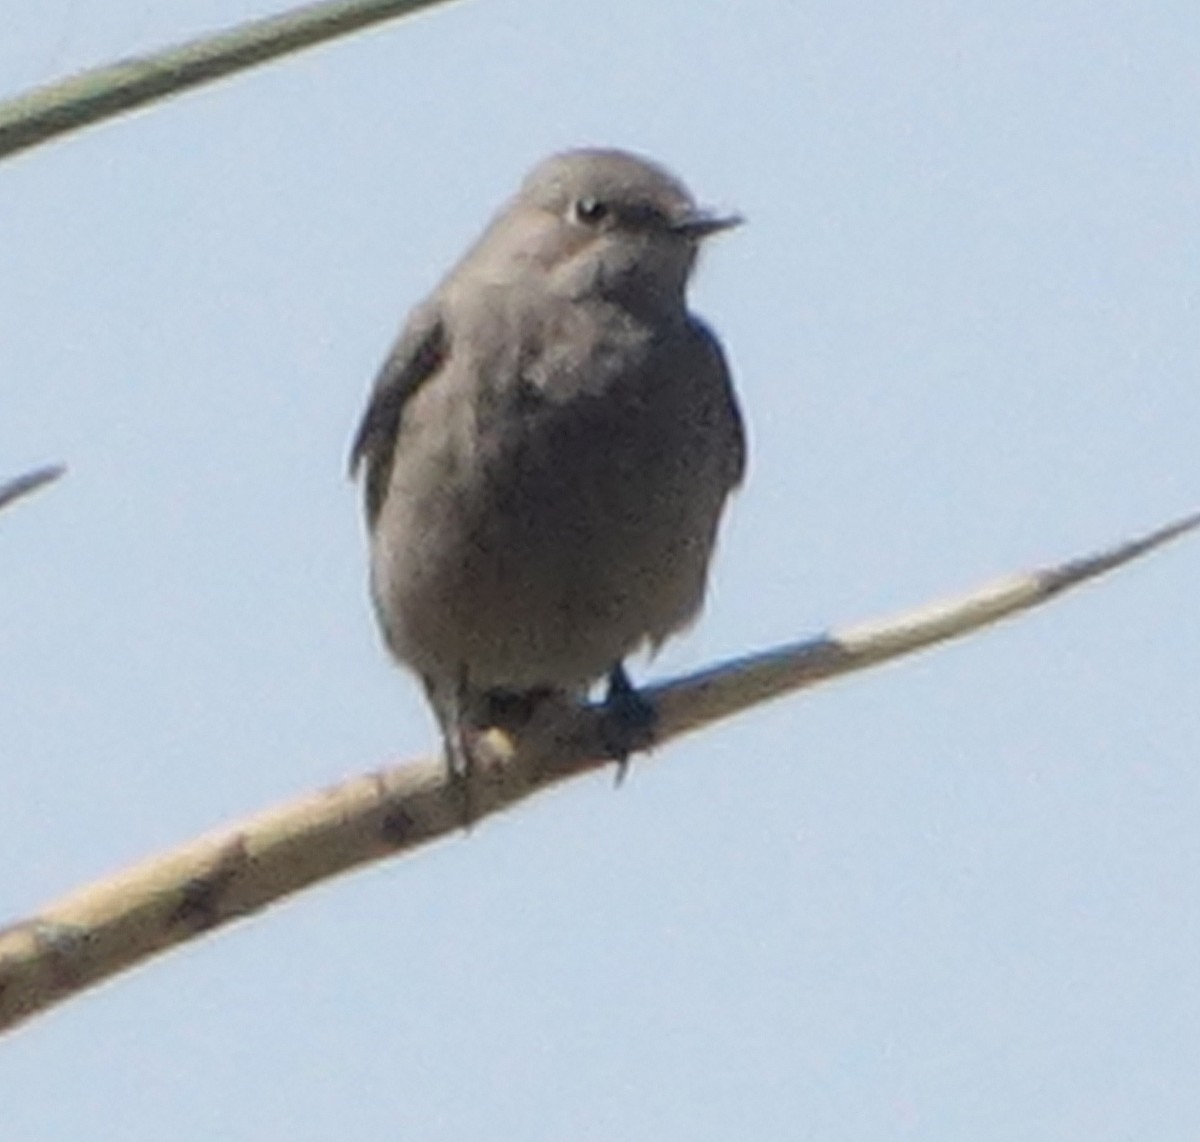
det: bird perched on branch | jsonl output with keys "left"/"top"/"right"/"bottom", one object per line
{"left": 351, "top": 147, "right": 746, "bottom": 801}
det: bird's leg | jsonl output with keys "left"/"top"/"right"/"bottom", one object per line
{"left": 600, "top": 662, "right": 659, "bottom": 785}
{"left": 426, "top": 669, "right": 478, "bottom": 828}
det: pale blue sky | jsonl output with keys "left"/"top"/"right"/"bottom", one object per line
{"left": 2, "top": 2, "right": 1199, "bottom": 1138}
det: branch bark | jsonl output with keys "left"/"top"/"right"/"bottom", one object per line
{"left": 0, "top": 510, "right": 1195, "bottom": 1033}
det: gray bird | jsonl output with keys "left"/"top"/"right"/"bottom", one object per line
{"left": 350, "top": 148, "right": 746, "bottom": 788}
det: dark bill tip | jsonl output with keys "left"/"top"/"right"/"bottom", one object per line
{"left": 673, "top": 211, "right": 744, "bottom": 240}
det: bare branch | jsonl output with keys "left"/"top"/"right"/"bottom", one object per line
{"left": 0, "top": 510, "right": 1195, "bottom": 1033}
{"left": 0, "top": 464, "right": 65, "bottom": 514}
{"left": 651, "top": 510, "right": 1200, "bottom": 741}
{"left": 0, "top": 0, "right": 463, "bottom": 162}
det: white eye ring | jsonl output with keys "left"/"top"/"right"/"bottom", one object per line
{"left": 572, "top": 197, "right": 609, "bottom": 225}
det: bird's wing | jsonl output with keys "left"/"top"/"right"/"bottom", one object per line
{"left": 348, "top": 300, "right": 448, "bottom": 525}
{"left": 691, "top": 317, "right": 748, "bottom": 491}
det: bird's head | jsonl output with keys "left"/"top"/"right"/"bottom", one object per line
{"left": 474, "top": 148, "right": 740, "bottom": 315}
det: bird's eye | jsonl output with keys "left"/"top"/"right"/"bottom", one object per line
{"left": 572, "top": 197, "right": 609, "bottom": 225}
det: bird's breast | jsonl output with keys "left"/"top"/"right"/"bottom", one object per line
{"left": 373, "top": 303, "right": 732, "bottom": 689}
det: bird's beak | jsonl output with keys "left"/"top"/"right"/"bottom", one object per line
{"left": 673, "top": 210, "right": 744, "bottom": 241}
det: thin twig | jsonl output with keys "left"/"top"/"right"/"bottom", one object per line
{"left": 0, "top": 0, "right": 464, "bottom": 162}
{"left": 0, "top": 510, "right": 1195, "bottom": 1033}
{"left": 0, "top": 464, "right": 65, "bottom": 514}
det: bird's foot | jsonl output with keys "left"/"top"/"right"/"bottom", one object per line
{"left": 600, "top": 664, "right": 658, "bottom": 786}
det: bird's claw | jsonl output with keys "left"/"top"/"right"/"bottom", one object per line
{"left": 601, "top": 665, "right": 658, "bottom": 785}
